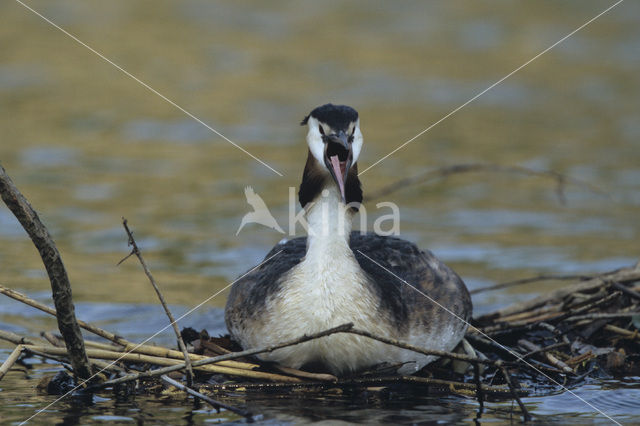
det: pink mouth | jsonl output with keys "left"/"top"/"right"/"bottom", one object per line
{"left": 329, "top": 154, "right": 347, "bottom": 201}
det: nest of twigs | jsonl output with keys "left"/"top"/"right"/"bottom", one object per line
{"left": 2, "top": 263, "right": 638, "bottom": 422}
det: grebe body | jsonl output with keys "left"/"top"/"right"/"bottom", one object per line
{"left": 225, "top": 104, "right": 471, "bottom": 375}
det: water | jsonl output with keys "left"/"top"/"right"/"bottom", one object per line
{"left": 1, "top": 0, "right": 639, "bottom": 423}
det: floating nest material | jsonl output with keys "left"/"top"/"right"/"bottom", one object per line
{"left": 2, "top": 262, "right": 638, "bottom": 422}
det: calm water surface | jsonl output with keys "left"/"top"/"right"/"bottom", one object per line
{"left": 1, "top": 0, "right": 639, "bottom": 423}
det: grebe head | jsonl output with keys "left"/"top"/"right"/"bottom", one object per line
{"left": 300, "top": 104, "right": 363, "bottom": 204}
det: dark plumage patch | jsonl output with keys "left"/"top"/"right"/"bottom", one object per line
{"left": 301, "top": 104, "right": 359, "bottom": 131}
{"left": 298, "top": 153, "right": 329, "bottom": 208}
{"left": 225, "top": 232, "right": 472, "bottom": 333}
{"left": 345, "top": 164, "right": 363, "bottom": 207}
{"left": 298, "top": 154, "right": 363, "bottom": 210}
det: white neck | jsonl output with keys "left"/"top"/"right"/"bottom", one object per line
{"left": 286, "top": 183, "right": 367, "bottom": 323}
{"left": 304, "top": 185, "right": 353, "bottom": 258}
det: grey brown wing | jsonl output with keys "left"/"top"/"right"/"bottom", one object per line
{"left": 350, "top": 232, "right": 472, "bottom": 329}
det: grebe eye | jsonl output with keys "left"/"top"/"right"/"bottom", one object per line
{"left": 319, "top": 126, "right": 325, "bottom": 135}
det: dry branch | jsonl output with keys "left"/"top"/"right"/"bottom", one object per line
{"left": 0, "top": 285, "right": 255, "bottom": 371}
{"left": 161, "top": 375, "right": 254, "bottom": 421}
{"left": 273, "top": 365, "right": 338, "bottom": 382}
{"left": 366, "top": 162, "right": 606, "bottom": 202}
{"left": 345, "top": 327, "right": 502, "bottom": 366}
{"left": 471, "top": 273, "right": 591, "bottom": 295}
{"left": 0, "top": 164, "right": 92, "bottom": 381}
{"left": 0, "top": 345, "right": 24, "bottom": 381}
{"left": 499, "top": 365, "right": 532, "bottom": 422}
{"left": 0, "top": 329, "right": 45, "bottom": 346}
{"left": 97, "top": 323, "right": 354, "bottom": 388}
{"left": 480, "top": 263, "right": 640, "bottom": 320}
{"left": 518, "top": 339, "right": 572, "bottom": 374}
{"left": 119, "top": 218, "right": 194, "bottom": 386}
{"left": 20, "top": 345, "right": 292, "bottom": 381}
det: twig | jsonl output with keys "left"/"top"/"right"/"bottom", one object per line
{"left": 0, "top": 329, "right": 44, "bottom": 346}
{"left": 366, "top": 162, "right": 607, "bottom": 203}
{"left": 274, "top": 365, "right": 338, "bottom": 382}
{"left": 520, "top": 342, "right": 569, "bottom": 360}
{"left": 0, "top": 345, "right": 24, "bottom": 381}
{"left": 24, "top": 346, "right": 123, "bottom": 374}
{"left": 0, "top": 164, "right": 92, "bottom": 382}
{"left": 565, "top": 312, "right": 640, "bottom": 322}
{"left": 42, "top": 331, "right": 65, "bottom": 347}
{"left": 472, "top": 362, "right": 484, "bottom": 412}
{"left": 471, "top": 274, "right": 590, "bottom": 295}
{"left": 499, "top": 365, "right": 532, "bottom": 422}
{"left": 96, "top": 323, "right": 354, "bottom": 388}
{"left": 610, "top": 281, "right": 640, "bottom": 301}
{"left": 0, "top": 285, "right": 254, "bottom": 371}
{"left": 345, "top": 328, "right": 504, "bottom": 366}
{"left": 551, "top": 291, "right": 622, "bottom": 324}
{"left": 25, "top": 347, "right": 73, "bottom": 367}
{"left": 488, "top": 304, "right": 562, "bottom": 325}
{"left": 489, "top": 264, "right": 640, "bottom": 319}
{"left": 518, "top": 339, "right": 572, "bottom": 374}
{"left": 0, "top": 284, "right": 124, "bottom": 344}
{"left": 161, "top": 375, "right": 254, "bottom": 421}
{"left": 21, "top": 345, "right": 290, "bottom": 381}
{"left": 603, "top": 324, "right": 639, "bottom": 340}
{"left": 119, "top": 218, "right": 194, "bottom": 386}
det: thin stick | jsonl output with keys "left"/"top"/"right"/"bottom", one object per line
{"left": 161, "top": 375, "right": 254, "bottom": 421}
{"left": 119, "top": 218, "right": 193, "bottom": 386}
{"left": 520, "top": 342, "right": 569, "bottom": 360}
{"left": 0, "top": 329, "right": 44, "bottom": 346}
{"left": 0, "top": 285, "right": 254, "bottom": 370}
{"left": 565, "top": 312, "right": 640, "bottom": 321}
{"left": 483, "top": 290, "right": 622, "bottom": 333}
{"left": 273, "top": 365, "right": 338, "bottom": 382}
{"left": 489, "top": 264, "right": 640, "bottom": 319}
{"left": 0, "top": 345, "right": 24, "bottom": 381}
{"left": 494, "top": 304, "right": 562, "bottom": 324}
{"left": 22, "top": 345, "right": 294, "bottom": 382}
{"left": 499, "top": 365, "right": 532, "bottom": 422}
{"left": 604, "top": 324, "right": 640, "bottom": 340}
{"left": 366, "top": 162, "right": 607, "bottom": 203}
{"left": 472, "top": 361, "right": 484, "bottom": 411}
{"left": 24, "top": 346, "right": 123, "bottom": 374}
{"left": 518, "top": 340, "right": 572, "bottom": 374}
{"left": 42, "top": 331, "right": 64, "bottom": 347}
{"left": 0, "top": 164, "right": 92, "bottom": 381}
{"left": 345, "top": 328, "right": 501, "bottom": 366}
{"left": 552, "top": 291, "right": 622, "bottom": 324}
{"left": 610, "top": 281, "right": 640, "bottom": 301}
{"left": 0, "top": 284, "right": 124, "bottom": 344}
{"left": 96, "top": 323, "right": 354, "bottom": 388}
{"left": 471, "top": 274, "right": 590, "bottom": 295}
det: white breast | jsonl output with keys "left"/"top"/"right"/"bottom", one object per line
{"left": 233, "top": 186, "right": 447, "bottom": 374}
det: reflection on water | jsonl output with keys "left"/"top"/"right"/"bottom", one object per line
{"left": 1, "top": 0, "right": 639, "bottom": 423}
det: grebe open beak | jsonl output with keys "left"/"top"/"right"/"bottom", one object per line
{"left": 323, "top": 130, "right": 353, "bottom": 203}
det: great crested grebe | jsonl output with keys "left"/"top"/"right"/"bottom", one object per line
{"left": 225, "top": 104, "right": 472, "bottom": 375}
